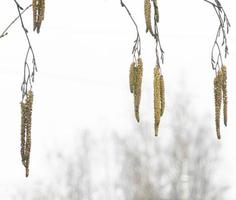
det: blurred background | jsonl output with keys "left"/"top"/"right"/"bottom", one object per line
{"left": 0, "top": 0, "right": 235, "bottom": 199}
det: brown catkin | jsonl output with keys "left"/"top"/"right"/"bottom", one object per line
{"left": 20, "top": 90, "right": 33, "bottom": 177}
{"left": 144, "top": 0, "right": 153, "bottom": 35}
{"left": 37, "top": 0, "right": 45, "bottom": 33}
{"left": 25, "top": 90, "right": 33, "bottom": 177}
{"left": 221, "top": 66, "right": 227, "bottom": 127}
{"left": 134, "top": 58, "right": 143, "bottom": 122}
{"left": 40, "top": 0, "right": 45, "bottom": 21}
{"left": 20, "top": 102, "right": 26, "bottom": 167}
{"left": 33, "top": 0, "right": 45, "bottom": 33}
{"left": 214, "top": 72, "right": 222, "bottom": 140}
{"left": 154, "top": 66, "right": 161, "bottom": 136}
{"left": 32, "top": 0, "right": 37, "bottom": 31}
{"left": 160, "top": 74, "right": 165, "bottom": 116}
{"left": 129, "top": 62, "right": 135, "bottom": 93}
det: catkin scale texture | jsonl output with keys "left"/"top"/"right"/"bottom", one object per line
{"left": 214, "top": 74, "right": 222, "bottom": 140}
{"left": 154, "top": 66, "right": 161, "bottom": 136}
{"left": 129, "top": 62, "right": 135, "bottom": 94}
{"left": 221, "top": 66, "right": 227, "bottom": 127}
{"left": 32, "top": 0, "right": 37, "bottom": 31}
{"left": 25, "top": 91, "right": 33, "bottom": 177}
{"left": 160, "top": 75, "right": 165, "bottom": 116}
{"left": 144, "top": 0, "right": 153, "bottom": 35}
{"left": 20, "top": 90, "right": 33, "bottom": 177}
{"left": 134, "top": 58, "right": 143, "bottom": 122}
{"left": 33, "top": 0, "right": 45, "bottom": 33}
{"left": 20, "top": 102, "right": 26, "bottom": 167}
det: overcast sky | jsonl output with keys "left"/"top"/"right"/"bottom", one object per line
{"left": 0, "top": 0, "right": 235, "bottom": 199}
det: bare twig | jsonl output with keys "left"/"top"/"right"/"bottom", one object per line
{"left": 204, "top": 0, "right": 230, "bottom": 71}
{"left": 13, "top": 0, "right": 37, "bottom": 100}
{"left": 0, "top": 4, "right": 32, "bottom": 39}
{"left": 151, "top": 0, "right": 164, "bottom": 68}
{"left": 120, "top": 0, "right": 141, "bottom": 61}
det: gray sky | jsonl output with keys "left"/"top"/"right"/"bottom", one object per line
{"left": 0, "top": 0, "right": 235, "bottom": 199}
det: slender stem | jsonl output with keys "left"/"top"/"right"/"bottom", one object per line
{"left": 152, "top": 0, "right": 164, "bottom": 67}
{"left": 120, "top": 0, "right": 141, "bottom": 60}
{"left": 0, "top": 4, "right": 32, "bottom": 39}
{"left": 204, "top": 0, "right": 230, "bottom": 71}
{"left": 13, "top": 0, "right": 37, "bottom": 100}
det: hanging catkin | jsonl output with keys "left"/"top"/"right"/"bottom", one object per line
{"left": 144, "top": 0, "right": 153, "bottom": 35}
{"left": 154, "top": 66, "right": 161, "bottom": 136}
{"left": 25, "top": 90, "right": 33, "bottom": 177}
{"left": 134, "top": 58, "right": 143, "bottom": 122}
{"left": 214, "top": 72, "right": 222, "bottom": 140}
{"left": 32, "top": 0, "right": 37, "bottom": 31}
{"left": 129, "top": 62, "right": 135, "bottom": 94}
{"left": 20, "top": 90, "right": 33, "bottom": 177}
{"left": 33, "top": 0, "right": 45, "bottom": 33}
{"left": 160, "top": 74, "right": 165, "bottom": 116}
{"left": 221, "top": 65, "right": 227, "bottom": 127}
{"left": 20, "top": 102, "right": 26, "bottom": 167}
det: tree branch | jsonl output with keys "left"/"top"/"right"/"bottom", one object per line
{"left": 204, "top": 0, "right": 230, "bottom": 71}
{"left": 120, "top": 0, "right": 141, "bottom": 60}
{"left": 151, "top": 0, "right": 164, "bottom": 67}
{"left": 0, "top": 4, "right": 32, "bottom": 39}
{"left": 13, "top": 0, "right": 37, "bottom": 100}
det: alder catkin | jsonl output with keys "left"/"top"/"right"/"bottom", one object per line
{"left": 214, "top": 73, "right": 222, "bottom": 140}
{"left": 20, "top": 102, "right": 26, "bottom": 167}
{"left": 40, "top": 0, "right": 45, "bottom": 21}
{"left": 32, "top": 0, "right": 37, "bottom": 31}
{"left": 33, "top": 0, "right": 45, "bottom": 33}
{"left": 221, "top": 66, "right": 227, "bottom": 127}
{"left": 154, "top": 66, "right": 161, "bottom": 136}
{"left": 134, "top": 58, "right": 143, "bottom": 122}
{"left": 144, "top": 0, "right": 153, "bottom": 35}
{"left": 25, "top": 90, "right": 33, "bottom": 177}
{"left": 37, "top": 0, "right": 45, "bottom": 33}
{"left": 20, "top": 90, "right": 33, "bottom": 177}
{"left": 129, "top": 62, "right": 135, "bottom": 93}
{"left": 160, "top": 74, "right": 165, "bottom": 116}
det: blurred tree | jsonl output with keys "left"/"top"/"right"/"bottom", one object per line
{"left": 14, "top": 130, "right": 92, "bottom": 200}
{"left": 115, "top": 93, "right": 228, "bottom": 200}
{"left": 14, "top": 95, "right": 228, "bottom": 200}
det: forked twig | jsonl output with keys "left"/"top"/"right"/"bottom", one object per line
{"left": 120, "top": 0, "right": 141, "bottom": 61}
{"left": 204, "top": 0, "right": 230, "bottom": 71}
{"left": 13, "top": 0, "right": 37, "bottom": 100}
{"left": 151, "top": 0, "right": 164, "bottom": 67}
{"left": 0, "top": 4, "right": 32, "bottom": 39}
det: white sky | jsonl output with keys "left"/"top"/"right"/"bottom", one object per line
{"left": 0, "top": 0, "right": 235, "bottom": 199}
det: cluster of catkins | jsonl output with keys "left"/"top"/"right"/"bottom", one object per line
{"left": 145, "top": 0, "right": 165, "bottom": 136}
{"left": 129, "top": 60, "right": 165, "bottom": 136}
{"left": 32, "top": 0, "right": 45, "bottom": 33}
{"left": 20, "top": 90, "right": 34, "bottom": 177}
{"left": 129, "top": 58, "right": 143, "bottom": 122}
{"left": 214, "top": 66, "right": 227, "bottom": 139}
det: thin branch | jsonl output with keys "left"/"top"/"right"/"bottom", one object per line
{"left": 120, "top": 0, "right": 141, "bottom": 61}
{"left": 13, "top": 0, "right": 37, "bottom": 100}
{"left": 152, "top": 0, "right": 164, "bottom": 67}
{"left": 204, "top": 0, "right": 230, "bottom": 71}
{"left": 0, "top": 4, "right": 32, "bottom": 39}
{"left": 203, "top": 0, "right": 221, "bottom": 8}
